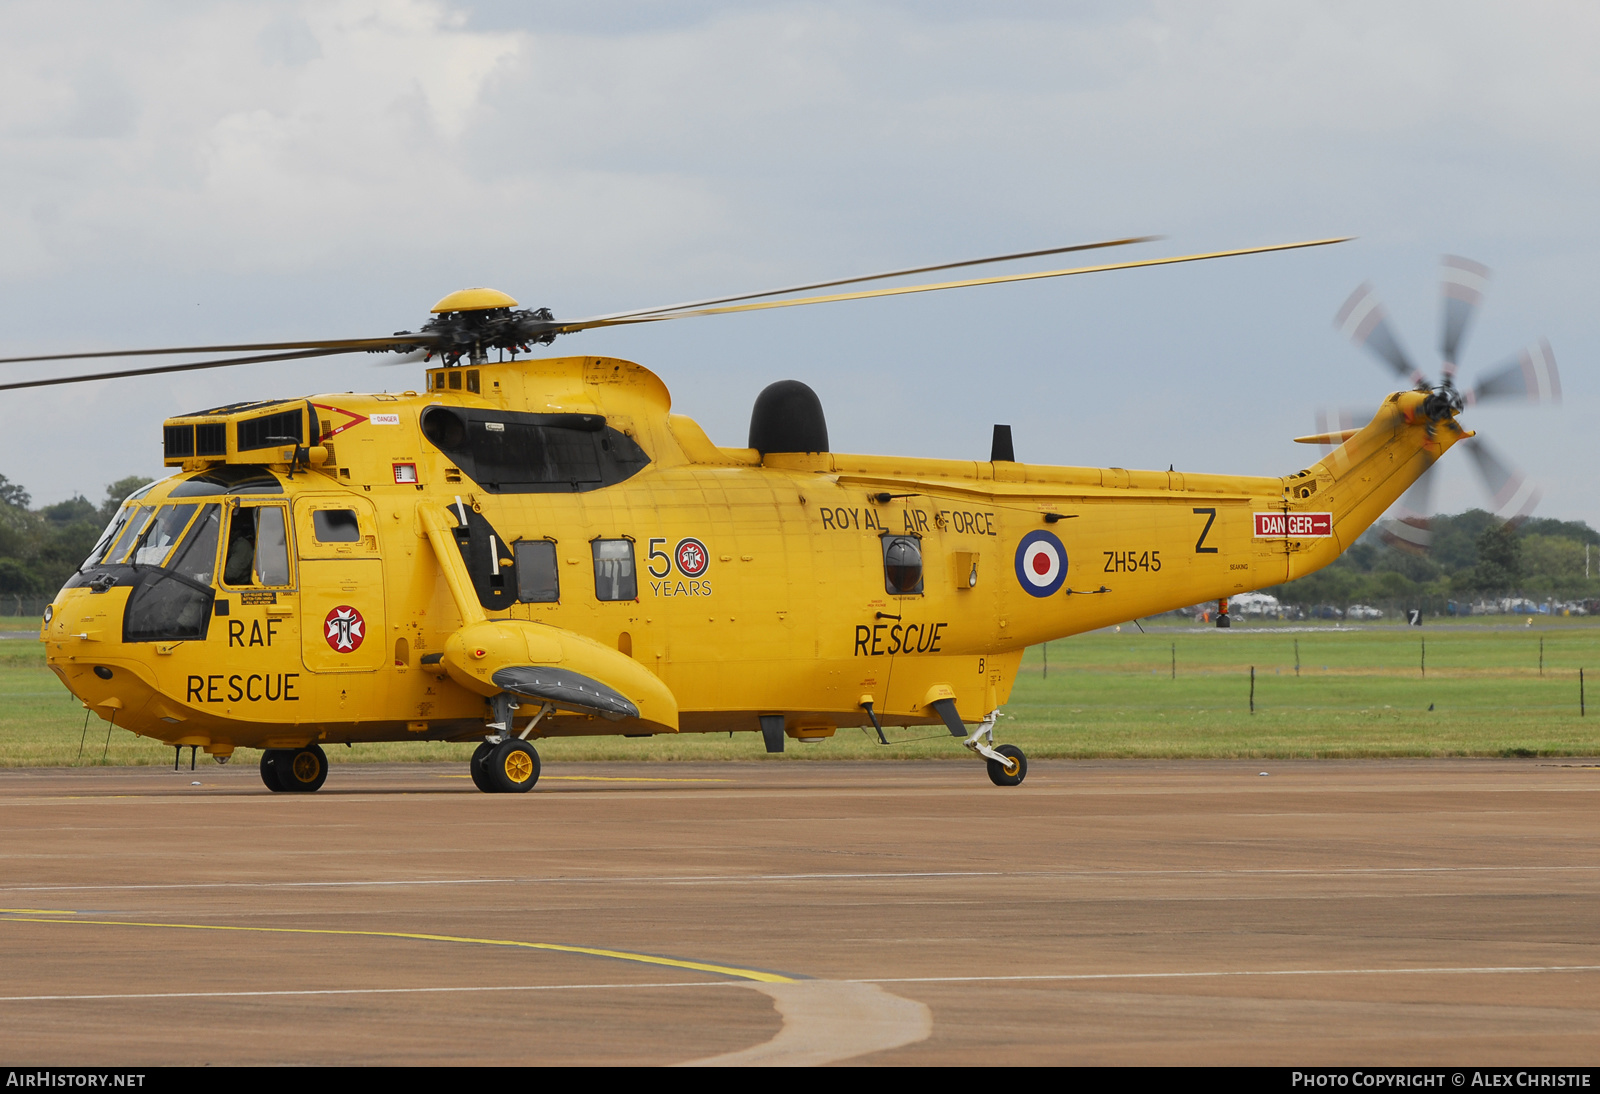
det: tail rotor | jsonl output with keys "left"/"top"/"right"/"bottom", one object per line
{"left": 1329, "top": 255, "right": 1557, "bottom": 548}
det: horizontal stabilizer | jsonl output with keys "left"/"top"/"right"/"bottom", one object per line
{"left": 492, "top": 665, "right": 639, "bottom": 721}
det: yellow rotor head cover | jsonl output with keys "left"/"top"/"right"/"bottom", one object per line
{"left": 431, "top": 287, "right": 520, "bottom": 314}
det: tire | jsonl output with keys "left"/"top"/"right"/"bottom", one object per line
{"left": 986, "top": 743, "right": 1027, "bottom": 787}
{"left": 278, "top": 744, "right": 329, "bottom": 792}
{"left": 485, "top": 739, "right": 539, "bottom": 794}
{"left": 469, "top": 741, "right": 496, "bottom": 793}
{"left": 260, "top": 750, "right": 286, "bottom": 792}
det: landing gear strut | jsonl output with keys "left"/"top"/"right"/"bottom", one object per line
{"left": 964, "top": 712, "right": 1027, "bottom": 787}
{"left": 930, "top": 700, "right": 1028, "bottom": 787}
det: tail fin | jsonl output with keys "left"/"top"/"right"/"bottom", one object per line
{"left": 1284, "top": 389, "right": 1464, "bottom": 580}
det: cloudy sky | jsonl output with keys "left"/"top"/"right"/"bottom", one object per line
{"left": 1, "top": 1, "right": 1594, "bottom": 522}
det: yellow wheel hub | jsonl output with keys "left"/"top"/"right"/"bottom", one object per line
{"left": 291, "top": 752, "right": 321, "bottom": 783}
{"left": 503, "top": 750, "right": 534, "bottom": 784}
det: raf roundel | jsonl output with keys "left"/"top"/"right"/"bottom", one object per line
{"left": 324, "top": 605, "right": 366, "bottom": 653}
{"left": 675, "top": 537, "right": 709, "bottom": 577}
{"left": 1014, "top": 530, "right": 1068, "bottom": 597}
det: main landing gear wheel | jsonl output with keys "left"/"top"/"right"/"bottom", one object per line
{"left": 276, "top": 744, "right": 329, "bottom": 793}
{"left": 260, "top": 750, "right": 285, "bottom": 792}
{"left": 986, "top": 743, "right": 1027, "bottom": 787}
{"left": 469, "top": 741, "right": 496, "bottom": 792}
{"left": 481, "top": 739, "right": 539, "bottom": 794}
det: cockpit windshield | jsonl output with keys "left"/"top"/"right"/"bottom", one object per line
{"left": 129, "top": 504, "right": 200, "bottom": 567}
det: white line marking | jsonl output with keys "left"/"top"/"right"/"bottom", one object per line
{"left": 853, "top": 965, "right": 1600, "bottom": 986}
{"left": 0, "top": 863, "right": 1595, "bottom": 894}
{"left": 3, "top": 964, "right": 1595, "bottom": 1006}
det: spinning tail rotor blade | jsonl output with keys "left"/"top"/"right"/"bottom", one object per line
{"left": 1440, "top": 255, "right": 1489, "bottom": 377}
{"left": 1334, "top": 283, "right": 1427, "bottom": 387}
{"left": 1378, "top": 466, "right": 1437, "bottom": 555}
{"left": 1312, "top": 406, "right": 1375, "bottom": 453}
{"left": 1463, "top": 436, "right": 1541, "bottom": 521}
{"left": 1467, "top": 338, "right": 1561, "bottom": 406}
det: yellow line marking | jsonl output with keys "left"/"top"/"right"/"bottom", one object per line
{"left": 543, "top": 776, "right": 734, "bottom": 783}
{"left": 0, "top": 981, "right": 741, "bottom": 1004}
{"left": 436, "top": 775, "right": 732, "bottom": 783}
{"left": 0, "top": 917, "right": 792, "bottom": 983}
{"left": 0, "top": 908, "right": 76, "bottom": 915}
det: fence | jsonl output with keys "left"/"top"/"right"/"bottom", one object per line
{"left": 1, "top": 595, "right": 54, "bottom": 619}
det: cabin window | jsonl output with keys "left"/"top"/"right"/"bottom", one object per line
{"left": 223, "top": 504, "right": 292, "bottom": 587}
{"left": 591, "top": 539, "right": 637, "bottom": 602}
{"left": 882, "top": 535, "right": 924, "bottom": 595}
{"left": 312, "top": 509, "right": 361, "bottom": 543}
{"left": 515, "top": 540, "right": 560, "bottom": 603}
{"left": 418, "top": 406, "right": 649, "bottom": 495}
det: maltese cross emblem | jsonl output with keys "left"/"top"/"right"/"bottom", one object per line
{"left": 323, "top": 605, "right": 365, "bottom": 652}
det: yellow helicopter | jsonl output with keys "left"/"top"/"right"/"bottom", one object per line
{"left": 7, "top": 234, "right": 1465, "bottom": 793}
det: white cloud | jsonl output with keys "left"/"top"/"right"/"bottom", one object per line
{"left": 0, "top": 0, "right": 1593, "bottom": 522}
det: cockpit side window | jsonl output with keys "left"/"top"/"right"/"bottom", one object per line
{"left": 101, "top": 505, "right": 153, "bottom": 566}
{"left": 81, "top": 506, "right": 133, "bottom": 571}
{"left": 223, "top": 503, "right": 293, "bottom": 588}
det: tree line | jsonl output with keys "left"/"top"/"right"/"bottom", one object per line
{"left": 1262, "top": 509, "right": 1600, "bottom": 612}
{"left": 0, "top": 474, "right": 153, "bottom": 597}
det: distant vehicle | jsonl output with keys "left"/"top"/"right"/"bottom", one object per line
{"left": 1228, "top": 591, "right": 1282, "bottom": 617}
{"left": 1310, "top": 605, "right": 1344, "bottom": 620}
{"left": 1346, "top": 604, "right": 1384, "bottom": 620}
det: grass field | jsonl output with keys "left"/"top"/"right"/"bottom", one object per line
{"left": 4, "top": 617, "right": 1599, "bottom": 767}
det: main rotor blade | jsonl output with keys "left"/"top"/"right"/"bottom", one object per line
{"left": 1378, "top": 466, "right": 1437, "bottom": 555}
{"left": 0, "top": 335, "right": 426, "bottom": 368}
{"left": 581, "top": 235, "right": 1162, "bottom": 323}
{"left": 1467, "top": 338, "right": 1561, "bottom": 406}
{"left": 1334, "top": 282, "right": 1427, "bottom": 387}
{"left": 1440, "top": 254, "right": 1489, "bottom": 376}
{"left": 560, "top": 237, "right": 1352, "bottom": 333}
{"left": 0, "top": 346, "right": 360, "bottom": 393}
{"left": 1462, "top": 436, "right": 1541, "bottom": 521}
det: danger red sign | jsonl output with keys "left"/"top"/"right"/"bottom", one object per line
{"left": 1254, "top": 512, "right": 1333, "bottom": 537}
